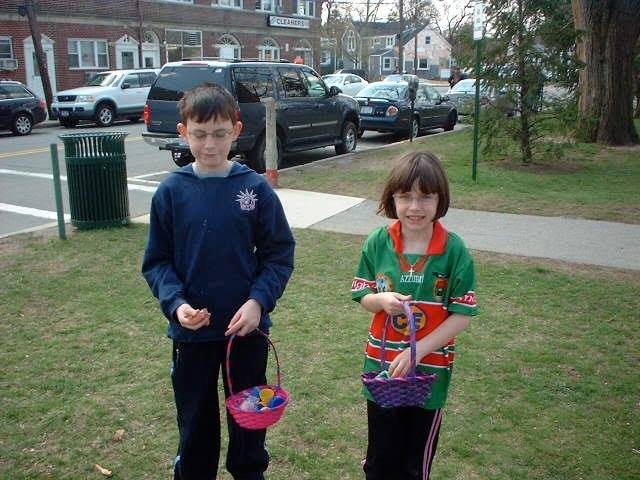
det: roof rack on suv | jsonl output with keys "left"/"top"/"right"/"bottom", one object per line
{"left": 180, "top": 57, "right": 293, "bottom": 64}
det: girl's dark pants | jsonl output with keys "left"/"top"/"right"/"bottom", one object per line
{"left": 172, "top": 335, "right": 269, "bottom": 480}
{"left": 364, "top": 400, "right": 442, "bottom": 480}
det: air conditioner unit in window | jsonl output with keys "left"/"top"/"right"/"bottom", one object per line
{"left": 0, "top": 58, "right": 19, "bottom": 71}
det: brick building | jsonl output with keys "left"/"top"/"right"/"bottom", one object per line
{"left": 0, "top": 0, "right": 321, "bottom": 99}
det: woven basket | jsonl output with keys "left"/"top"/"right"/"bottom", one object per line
{"left": 362, "top": 302, "right": 437, "bottom": 408}
{"left": 225, "top": 330, "right": 290, "bottom": 430}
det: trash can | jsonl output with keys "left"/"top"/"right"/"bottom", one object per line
{"left": 59, "top": 132, "right": 130, "bottom": 229}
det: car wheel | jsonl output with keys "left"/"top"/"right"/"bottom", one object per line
{"left": 12, "top": 113, "right": 33, "bottom": 136}
{"left": 335, "top": 121, "right": 357, "bottom": 155}
{"left": 59, "top": 119, "right": 78, "bottom": 128}
{"left": 127, "top": 116, "right": 140, "bottom": 123}
{"left": 409, "top": 116, "right": 420, "bottom": 139}
{"left": 95, "top": 103, "right": 114, "bottom": 127}
{"left": 443, "top": 111, "right": 457, "bottom": 131}
{"left": 247, "top": 133, "right": 282, "bottom": 174}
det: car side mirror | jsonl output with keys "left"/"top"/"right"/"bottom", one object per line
{"left": 329, "top": 85, "right": 342, "bottom": 96}
{"left": 121, "top": 83, "right": 131, "bottom": 89}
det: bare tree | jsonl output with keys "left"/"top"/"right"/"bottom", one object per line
{"left": 571, "top": 0, "right": 640, "bottom": 144}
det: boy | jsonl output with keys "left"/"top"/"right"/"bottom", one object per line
{"left": 142, "top": 83, "right": 295, "bottom": 480}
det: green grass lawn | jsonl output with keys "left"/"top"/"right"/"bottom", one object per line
{"left": 279, "top": 128, "right": 640, "bottom": 224}
{"left": 1, "top": 226, "right": 639, "bottom": 479}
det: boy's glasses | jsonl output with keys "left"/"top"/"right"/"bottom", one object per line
{"left": 392, "top": 193, "right": 436, "bottom": 206}
{"left": 189, "top": 129, "right": 234, "bottom": 141}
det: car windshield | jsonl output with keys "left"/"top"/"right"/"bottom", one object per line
{"left": 450, "top": 79, "right": 475, "bottom": 92}
{"left": 356, "top": 83, "right": 407, "bottom": 100}
{"left": 322, "top": 75, "right": 342, "bottom": 84}
{"left": 86, "top": 73, "right": 121, "bottom": 87}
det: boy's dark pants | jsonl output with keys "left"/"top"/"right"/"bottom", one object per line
{"left": 364, "top": 400, "right": 443, "bottom": 480}
{"left": 172, "top": 335, "right": 269, "bottom": 480}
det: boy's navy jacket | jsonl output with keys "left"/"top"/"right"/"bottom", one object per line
{"left": 142, "top": 162, "right": 295, "bottom": 342}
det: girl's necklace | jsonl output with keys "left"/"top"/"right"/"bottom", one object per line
{"left": 399, "top": 254, "right": 428, "bottom": 274}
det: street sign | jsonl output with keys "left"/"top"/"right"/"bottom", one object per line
{"left": 473, "top": 0, "right": 484, "bottom": 41}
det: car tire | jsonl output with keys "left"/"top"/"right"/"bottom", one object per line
{"left": 335, "top": 121, "right": 357, "bottom": 155}
{"left": 247, "top": 133, "right": 282, "bottom": 174}
{"left": 59, "top": 119, "right": 78, "bottom": 129}
{"left": 443, "top": 111, "right": 457, "bottom": 131}
{"left": 95, "top": 103, "right": 115, "bottom": 127}
{"left": 11, "top": 113, "right": 33, "bottom": 136}
{"left": 408, "top": 116, "right": 420, "bottom": 139}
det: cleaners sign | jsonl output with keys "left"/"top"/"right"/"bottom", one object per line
{"left": 268, "top": 15, "right": 310, "bottom": 29}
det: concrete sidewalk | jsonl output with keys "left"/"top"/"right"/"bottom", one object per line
{"left": 271, "top": 189, "right": 640, "bottom": 271}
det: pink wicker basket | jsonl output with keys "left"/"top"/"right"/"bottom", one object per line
{"left": 362, "top": 302, "right": 437, "bottom": 408}
{"left": 225, "top": 330, "right": 290, "bottom": 430}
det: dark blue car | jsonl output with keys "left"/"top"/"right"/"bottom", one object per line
{"left": 356, "top": 81, "right": 457, "bottom": 138}
{"left": 0, "top": 81, "right": 47, "bottom": 136}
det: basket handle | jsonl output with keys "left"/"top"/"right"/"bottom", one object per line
{"left": 225, "top": 329, "right": 282, "bottom": 396}
{"left": 379, "top": 301, "right": 418, "bottom": 377}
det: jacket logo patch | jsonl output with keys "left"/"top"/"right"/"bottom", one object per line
{"left": 236, "top": 189, "right": 258, "bottom": 211}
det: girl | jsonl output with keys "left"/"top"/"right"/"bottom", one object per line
{"left": 351, "top": 151, "right": 478, "bottom": 480}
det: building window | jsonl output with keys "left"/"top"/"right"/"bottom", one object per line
{"left": 216, "top": 0, "right": 242, "bottom": 7}
{"left": 385, "top": 36, "right": 394, "bottom": 48}
{"left": 0, "top": 37, "right": 13, "bottom": 59}
{"left": 68, "top": 39, "right": 109, "bottom": 69}
{"left": 425, "top": 36, "right": 431, "bottom": 45}
{"left": 293, "top": 39, "right": 313, "bottom": 66}
{"left": 164, "top": 0, "right": 194, "bottom": 2}
{"left": 345, "top": 31, "right": 356, "bottom": 53}
{"left": 258, "top": 38, "right": 280, "bottom": 61}
{"left": 383, "top": 57, "right": 397, "bottom": 71}
{"left": 257, "top": 0, "right": 278, "bottom": 12}
{"left": 297, "top": 0, "right": 315, "bottom": 16}
{"left": 217, "top": 34, "right": 241, "bottom": 60}
{"left": 418, "top": 58, "right": 430, "bottom": 70}
{"left": 166, "top": 29, "right": 202, "bottom": 62}
{"left": 320, "top": 50, "right": 331, "bottom": 65}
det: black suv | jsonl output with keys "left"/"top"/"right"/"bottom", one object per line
{"left": 142, "top": 60, "right": 360, "bottom": 172}
{"left": 0, "top": 80, "right": 47, "bottom": 136}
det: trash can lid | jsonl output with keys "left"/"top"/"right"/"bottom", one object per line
{"left": 58, "top": 131, "right": 129, "bottom": 140}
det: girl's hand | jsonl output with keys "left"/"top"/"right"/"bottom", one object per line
{"left": 377, "top": 292, "right": 412, "bottom": 316}
{"left": 176, "top": 303, "right": 211, "bottom": 330}
{"left": 226, "top": 299, "right": 262, "bottom": 337}
{"left": 388, "top": 348, "right": 412, "bottom": 378}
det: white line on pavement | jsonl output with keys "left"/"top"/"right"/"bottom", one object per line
{"left": 0, "top": 202, "right": 71, "bottom": 221}
{"left": 132, "top": 171, "right": 170, "bottom": 179}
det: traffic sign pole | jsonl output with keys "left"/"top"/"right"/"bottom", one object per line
{"left": 471, "top": 0, "right": 484, "bottom": 183}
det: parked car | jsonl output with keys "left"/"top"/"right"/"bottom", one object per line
{"left": 446, "top": 78, "right": 516, "bottom": 115}
{"left": 382, "top": 73, "right": 419, "bottom": 83}
{"left": 322, "top": 73, "right": 369, "bottom": 97}
{"left": 356, "top": 81, "right": 457, "bottom": 138}
{"left": 51, "top": 68, "right": 159, "bottom": 127}
{"left": 142, "top": 60, "right": 360, "bottom": 172}
{"left": 334, "top": 68, "right": 369, "bottom": 81}
{"left": 0, "top": 80, "right": 47, "bottom": 136}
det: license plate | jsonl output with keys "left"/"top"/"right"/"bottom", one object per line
{"left": 360, "top": 106, "right": 373, "bottom": 114}
{"left": 59, "top": 110, "right": 69, "bottom": 117}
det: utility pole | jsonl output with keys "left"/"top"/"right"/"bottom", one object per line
{"left": 398, "top": 0, "right": 404, "bottom": 73}
{"left": 137, "top": 0, "right": 144, "bottom": 68}
{"left": 20, "top": 0, "right": 54, "bottom": 117}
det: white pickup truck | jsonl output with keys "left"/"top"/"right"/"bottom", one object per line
{"left": 51, "top": 69, "right": 159, "bottom": 127}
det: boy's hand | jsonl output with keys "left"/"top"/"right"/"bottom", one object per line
{"left": 226, "top": 299, "right": 262, "bottom": 337}
{"left": 388, "top": 348, "right": 413, "bottom": 378}
{"left": 176, "top": 303, "right": 211, "bottom": 330}
{"left": 377, "top": 292, "right": 412, "bottom": 316}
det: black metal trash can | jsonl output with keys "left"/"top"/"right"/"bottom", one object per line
{"left": 59, "top": 132, "right": 130, "bottom": 229}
